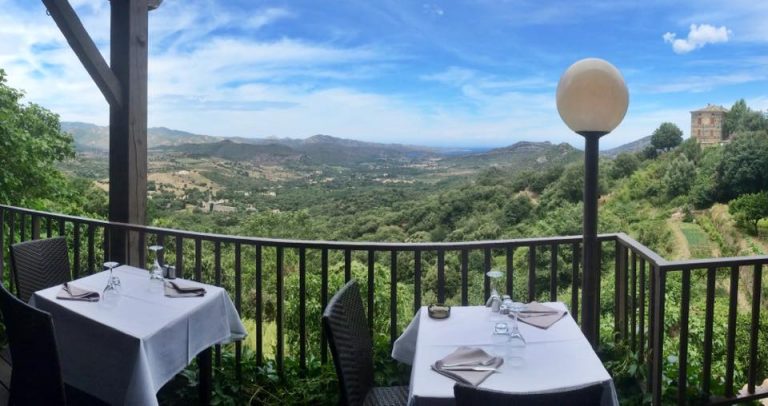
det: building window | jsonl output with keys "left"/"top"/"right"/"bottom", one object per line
{"left": 698, "top": 117, "right": 702, "bottom": 125}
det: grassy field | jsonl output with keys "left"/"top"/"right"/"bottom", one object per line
{"left": 679, "top": 222, "right": 714, "bottom": 258}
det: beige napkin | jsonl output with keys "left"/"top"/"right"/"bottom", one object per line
{"left": 431, "top": 346, "right": 502, "bottom": 387}
{"left": 164, "top": 280, "right": 206, "bottom": 298}
{"left": 57, "top": 283, "right": 100, "bottom": 302}
{"left": 516, "top": 302, "right": 566, "bottom": 329}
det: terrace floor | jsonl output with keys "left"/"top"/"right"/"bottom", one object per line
{"left": 0, "top": 348, "right": 109, "bottom": 405}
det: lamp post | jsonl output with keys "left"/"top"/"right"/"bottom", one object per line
{"left": 556, "top": 58, "right": 629, "bottom": 346}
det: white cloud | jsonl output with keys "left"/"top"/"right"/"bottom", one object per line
{"left": 677, "top": 0, "right": 768, "bottom": 43}
{"left": 663, "top": 24, "right": 732, "bottom": 54}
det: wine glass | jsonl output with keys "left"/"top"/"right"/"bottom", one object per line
{"left": 486, "top": 268, "right": 504, "bottom": 295}
{"left": 486, "top": 269, "right": 504, "bottom": 319}
{"left": 508, "top": 301, "right": 527, "bottom": 347}
{"left": 148, "top": 245, "right": 164, "bottom": 281}
{"left": 102, "top": 261, "right": 120, "bottom": 300}
{"left": 104, "top": 261, "right": 121, "bottom": 290}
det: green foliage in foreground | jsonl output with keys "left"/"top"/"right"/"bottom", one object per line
{"left": 0, "top": 69, "right": 74, "bottom": 206}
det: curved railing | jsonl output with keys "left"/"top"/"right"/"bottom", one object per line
{"left": 1, "top": 204, "right": 766, "bottom": 405}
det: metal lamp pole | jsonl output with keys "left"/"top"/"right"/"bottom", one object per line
{"left": 579, "top": 130, "right": 607, "bottom": 344}
{"left": 556, "top": 59, "right": 629, "bottom": 346}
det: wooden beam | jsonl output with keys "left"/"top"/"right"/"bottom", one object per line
{"left": 108, "top": 0, "right": 148, "bottom": 265}
{"left": 41, "top": 0, "right": 123, "bottom": 108}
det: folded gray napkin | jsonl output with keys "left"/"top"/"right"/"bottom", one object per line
{"left": 432, "top": 346, "right": 502, "bottom": 387}
{"left": 57, "top": 283, "right": 100, "bottom": 302}
{"left": 164, "top": 280, "right": 206, "bottom": 298}
{"left": 516, "top": 302, "right": 566, "bottom": 329}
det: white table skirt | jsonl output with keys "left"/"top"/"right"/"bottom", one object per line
{"left": 392, "top": 304, "right": 619, "bottom": 406}
{"left": 30, "top": 265, "right": 247, "bottom": 405}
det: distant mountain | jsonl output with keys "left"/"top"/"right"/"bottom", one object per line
{"left": 602, "top": 136, "right": 652, "bottom": 157}
{"left": 158, "top": 135, "right": 440, "bottom": 165}
{"left": 61, "top": 122, "right": 220, "bottom": 150}
{"left": 440, "top": 141, "right": 582, "bottom": 170}
{"left": 294, "top": 134, "right": 438, "bottom": 164}
{"left": 159, "top": 140, "right": 303, "bottom": 164}
{"left": 65, "top": 121, "right": 651, "bottom": 168}
{"left": 62, "top": 122, "right": 442, "bottom": 164}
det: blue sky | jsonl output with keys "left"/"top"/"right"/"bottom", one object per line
{"left": 0, "top": 0, "right": 766, "bottom": 148}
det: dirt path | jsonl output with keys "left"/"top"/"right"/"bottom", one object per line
{"left": 667, "top": 219, "right": 692, "bottom": 260}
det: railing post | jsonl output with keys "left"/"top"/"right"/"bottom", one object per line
{"left": 615, "top": 242, "right": 627, "bottom": 342}
{"left": 678, "top": 269, "right": 691, "bottom": 405}
{"left": 390, "top": 250, "right": 398, "bottom": 347}
{"left": 724, "top": 266, "right": 739, "bottom": 398}
{"left": 414, "top": 250, "right": 423, "bottom": 312}
{"left": 651, "top": 266, "right": 666, "bottom": 405}
{"left": 527, "top": 245, "right": 536, "bottom": 302}
{"left": 0, "top": 208, "right": 4, "bottom": 280}
{"left": 31, "top": 216, "right": 41, "bottom": 240}
{"left": 437, "top": 249, "right": 445, "bottom": 303}
{"left": 748, "top": 264, "right": 763, "bottom": 395}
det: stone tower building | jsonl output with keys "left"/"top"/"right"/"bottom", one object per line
{"left": 691, "top": 104, "right": 728, "bottom": 146}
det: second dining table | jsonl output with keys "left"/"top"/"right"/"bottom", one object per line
{"left": 30, "top": 265, "right": 247, "bottom": 405}
{"left": 392, "top": 303, "right": 618, "bottom": 406}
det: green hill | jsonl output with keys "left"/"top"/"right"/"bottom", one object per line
{"left": 158, "top": 140, "right": 302, "bottom": 164}
{"left": 439, "top": 141, "right": 581, "bottom": 171}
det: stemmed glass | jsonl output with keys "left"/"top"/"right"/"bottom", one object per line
{"left": 148, "top": 245, "right": 165, "bottom": 281}
{"left": 103, "top": 261, "right": 120, "bottom": 299}
{"left": 486, "top": 268, "right": 504, "bottom": 319}
{"left": 486, "top": 268, "right": 504, "bottom": 295}
{"left": 507, "top": 300, "right": 527, "bottom": 346}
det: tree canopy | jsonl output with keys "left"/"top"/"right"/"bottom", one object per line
{"left": 0, "top": 69, "right": 75, "bottom": 206}
{"left": 715, "top": 131, "right": 768, "bottom": 201}
{"left": 609, "top": 153, "right": 640, "bottom": 180}
{"left": 650, "top": 122, "right": 683, "bottom": 152}
{"left": 724, "top": 99, "right": 768, "bottom": 138}
{"left": 729, "top": 191, "right": 768, "bottom": 234}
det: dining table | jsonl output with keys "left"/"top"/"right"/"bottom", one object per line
{"left": 29, "top": 265, "right": 247, "bottom": 406}
{"left": 392, "top": 303, "right": 619, "bottom": 406}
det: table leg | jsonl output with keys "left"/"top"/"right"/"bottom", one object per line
{"left": 198, "top": 347, "right": 212, "bottom": 405}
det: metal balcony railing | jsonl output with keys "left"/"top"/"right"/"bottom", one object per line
{"left": 1, "top": 204, "right": 766, "bottom": 405}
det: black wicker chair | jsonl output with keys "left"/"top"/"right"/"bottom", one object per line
{"left": 0, "top": 281, "right": 67, "bottom": 405}
{"left": 454, "top": 382, "right": 605, "bottom": 406}
{"left": 10, "top": 237, "right": 71, "bottom": 302}
{"left": 322, "top": 280, "right": 408, "bottom": 406}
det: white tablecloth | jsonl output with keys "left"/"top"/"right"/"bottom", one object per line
{"left": 392, "top": 304, "right": 619, "bottom": 406}
{"left": 30, "top": 265, "right": 247, "bottom": 405}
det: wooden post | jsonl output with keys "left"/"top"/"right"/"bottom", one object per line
{"left": 43, "top": 0, "right": 152, "bottom": 265}
{"left": 109, "top": 0, "right": 148, "bottom": 265}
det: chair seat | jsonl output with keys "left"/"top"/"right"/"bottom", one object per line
{"left": 363, "top": 385, "right": 408, "bottom": 406}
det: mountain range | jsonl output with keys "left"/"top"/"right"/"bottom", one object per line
{"left": 61, "top": 122, "right": 649, "bottom": 167}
